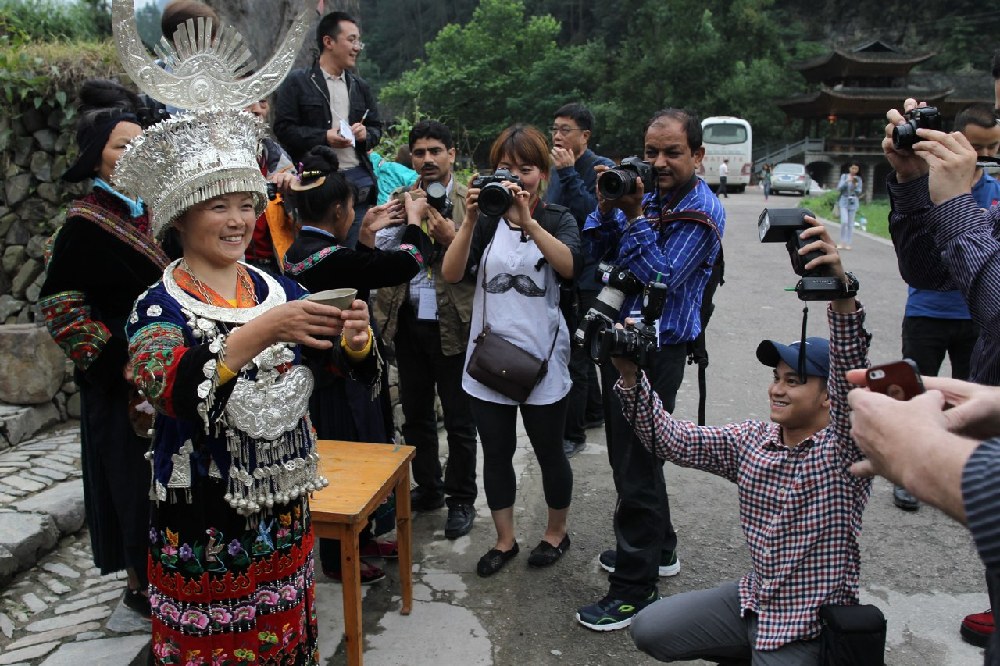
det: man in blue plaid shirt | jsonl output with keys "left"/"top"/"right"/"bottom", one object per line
{"left": 607, "top": 218, "right": 872, "bottom": 663}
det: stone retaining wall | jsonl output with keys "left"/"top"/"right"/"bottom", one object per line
{"left": 2, "top": 93, "right": 89, "bottom": 439}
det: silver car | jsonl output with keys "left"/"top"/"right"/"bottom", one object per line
{"left": 771, "top": 163, "right": 810, "bottom": 196}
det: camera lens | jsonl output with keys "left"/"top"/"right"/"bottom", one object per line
{"left": 892, "top": 122, "right": 917, "bottom": 150}
{"left": 478, "top": 182, "right": 513, "bottom": 217}
{"left": 598, "top": 170, "right": 634, "bottom": 201}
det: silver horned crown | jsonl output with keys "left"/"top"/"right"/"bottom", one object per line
{"left": 111, "top": 0, "right": 310, "bottom": 111}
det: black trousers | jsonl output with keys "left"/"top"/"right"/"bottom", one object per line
{"left": 565, "top": 289, "right": 604, "bottom": 444}
{"left": 470, "top": 396, "right": 572, "bottom": 511}
{"left": 78, "top": 374, "right": 150, "bottom": 586}
{"left": 901, "top": 316, "right": 979, "bottom": 380}
{"left": 395, "top": 304, "right": 478, "bottom": 506}
{"left": 718, "top": 176, "right": 728, "bottom": 197}
{"left": 602, "top": 342, "right": 687, "bottom": 602}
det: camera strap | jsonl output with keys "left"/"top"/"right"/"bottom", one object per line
{"left": 657, "top": 210, "right": 724, "bottom": 272}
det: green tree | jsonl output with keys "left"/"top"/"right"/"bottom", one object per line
{"left": 379, "top": 0, "right": 595, "bottom": 157}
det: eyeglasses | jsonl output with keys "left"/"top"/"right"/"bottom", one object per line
{"left": 549, "top": 126, "right": 581, "bottom": 136}
{"left": 344, "top": 36, "right": 365, "bottom": 50}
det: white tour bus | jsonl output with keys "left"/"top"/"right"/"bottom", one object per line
{"left": 699, "top": 116, "right": 752, "bottom": 193}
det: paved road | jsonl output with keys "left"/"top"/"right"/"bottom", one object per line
{"left": 0, "top": 188, "right": 989, "bottom": 665}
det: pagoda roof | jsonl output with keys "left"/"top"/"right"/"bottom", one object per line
{"left": 793, "top": 41, "right": 934, "bottom": 83}
{"left": 777, "top": 85, "right": 952, "bottom": 118}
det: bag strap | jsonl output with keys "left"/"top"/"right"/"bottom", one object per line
{"left": 478, "top": 224, "right": 559, "bottom": 363}
{"left": 657, "top": 210, "right": 724, "bottom": 271}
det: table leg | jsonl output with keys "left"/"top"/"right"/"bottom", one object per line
{"left": 396, "top": 467, "right": 412, "bottom": 615}
{"left": 341, "top": 527, "right": 363, "bottom": 666}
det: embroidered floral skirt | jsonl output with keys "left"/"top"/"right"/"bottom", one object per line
{"left": 147, "top": 477, "right": 319, "bottom": 665}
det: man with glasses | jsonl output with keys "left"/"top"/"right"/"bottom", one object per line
{"left": 546, "top": 103, "right": 615, "bottom": 458}
{"left": 274, "top": 11, "right": 382, "bottom": 249}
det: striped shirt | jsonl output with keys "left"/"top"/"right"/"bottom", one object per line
{"left": 964, "top": 437, "right": 1000, "bottom": 570}
{"left": 962, "top": 437, "right": 1000, "bottom": 666}
{"left": 615, "top": 305, "right": 872, "bottom": 650}
{"left": 888, "top": 174, "right": 1000, "bottom": 385}
{"left": 583, "top": 178, "right": 725, "bottom": 345}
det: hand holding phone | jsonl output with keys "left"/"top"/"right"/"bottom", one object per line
{"left": 866, "top": 359, "right": 924, "bottom": 401}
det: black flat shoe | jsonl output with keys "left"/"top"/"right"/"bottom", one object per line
{"left": 527, "top": 535, "right": 570, "bottom": 567}
{"left": 123, "top": 588, "right": 151, "bottom": 618}
{"left": 476, "top": 542, "right": 519, "bottom": 577}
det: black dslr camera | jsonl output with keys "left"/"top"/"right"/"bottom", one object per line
{"left": 266, "top": 182, "right": 278, "bottom": 201}
{"left": 425, "top": 181, "right": 454, "bottom": 218}
{"left": 597, "top": 156, "right": 656, "bottom": 200}
{"left": 591, "top": 282, "right": 668, "bottom": 367}
{"left": 471, "top": 168, "right": 522, "bottom": 217}
{"left": 758, "top": 208, "right": 843, "bottom": 301}
{"left": 572, "top": 261, "right": 645, "bottom": 348}
{"left": 892, "top": 106, "right": 942, "bottom": 150}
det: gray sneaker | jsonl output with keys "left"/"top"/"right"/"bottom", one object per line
{"left": 563, "top": 439, "right": 586, "bottom": 458}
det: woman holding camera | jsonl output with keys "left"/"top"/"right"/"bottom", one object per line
{"left": 837, "top": 162, "right": 863, "bottom": 249}
{"left": 441, "top": 124, "right": 581, "bottom": 577}
{"left": 283, "top": 145, "right": 436, "bottom": 584}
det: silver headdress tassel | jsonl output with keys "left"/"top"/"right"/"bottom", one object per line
{"left": 113, "top": 110, "right": 267, "bottom": 238}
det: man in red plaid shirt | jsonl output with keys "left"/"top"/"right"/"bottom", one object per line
{"left": 612, "top": 217, "right": 871, "bottom": 663}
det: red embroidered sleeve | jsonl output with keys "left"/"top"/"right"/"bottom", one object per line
{"left": 128, "top": 321, "right": 188, "bottom": 418}
{"left": 39, "top": 290, "right": 111, "bottom": 371}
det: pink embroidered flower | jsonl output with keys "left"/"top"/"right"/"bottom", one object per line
{"left": 159, "top": 602, "right": 181, "bottom": 623}
{"left": 233, "top": 605, "right": 256, "bottom": 622}
{"left": 279, "top": 585, "right": 297, "bottom": 602}
{"left": 256, "top": 589, "right": 279, "bottom": 606}
{"left": 179, "top": 609, "right": 210, "bottom": 631}
{"left": 162, "top": 545, "right": 178, "bottom": 557}
{"left": 209, "top": 606, "right": 232, "bottom": 625}
{"left": 276, "top": 528, "right": 290, "bottom": 539}
{"left": 153, "top": 637, "right": 180, "bottom": 658}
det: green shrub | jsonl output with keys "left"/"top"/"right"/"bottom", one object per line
{"left": 0, "top": 0, "right": 110, "bottom": 44}
{"left": 802, "top": 192, "right": 892, "bottom": 240}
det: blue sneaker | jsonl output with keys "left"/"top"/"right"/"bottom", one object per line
{"left": 575, "top": 589, "right": 658, "bottom": 631}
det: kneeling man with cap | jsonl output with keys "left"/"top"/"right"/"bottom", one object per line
{"left": 608, "top": 217, "right": 872, "bottom": 664}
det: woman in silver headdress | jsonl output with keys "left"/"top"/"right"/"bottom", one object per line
{"left": 115, "top": 108, "right": 377, "bottom": 664}
{"left": 39, "top": 79, "right": 169, "bottom": 617}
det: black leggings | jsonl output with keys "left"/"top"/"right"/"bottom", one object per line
{"left": 470, "top": 396, "right": 572, "bottom": 511}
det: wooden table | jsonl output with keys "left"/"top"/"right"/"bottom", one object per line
{"left": 311, "top": 440, "right": 416, "bottom": 666}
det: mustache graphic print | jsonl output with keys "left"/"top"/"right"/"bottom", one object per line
{"left": 484, "top": 273, "right": 546, "bottom": 297}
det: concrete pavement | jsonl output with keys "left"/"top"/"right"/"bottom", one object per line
{"left": 0, "top": 188, "right": 991, "bottom": 665}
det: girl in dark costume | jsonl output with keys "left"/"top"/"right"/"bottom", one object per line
{"left": 284, "top": 145, "right": 434, "bottom": 583}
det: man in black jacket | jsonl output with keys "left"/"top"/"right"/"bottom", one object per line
{"left": 274, "top": 11, "right": 382, "bottom": 249}
{"left": 546, "top": 102, "right": 615, "bottom": 458}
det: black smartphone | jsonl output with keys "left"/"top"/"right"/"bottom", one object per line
{"left": 866, "top": 359, "right": 925, "bottom": 401}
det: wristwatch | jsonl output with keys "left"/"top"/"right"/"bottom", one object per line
{"left": 840, "top": 272, "right": 860, "bottom": 298}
